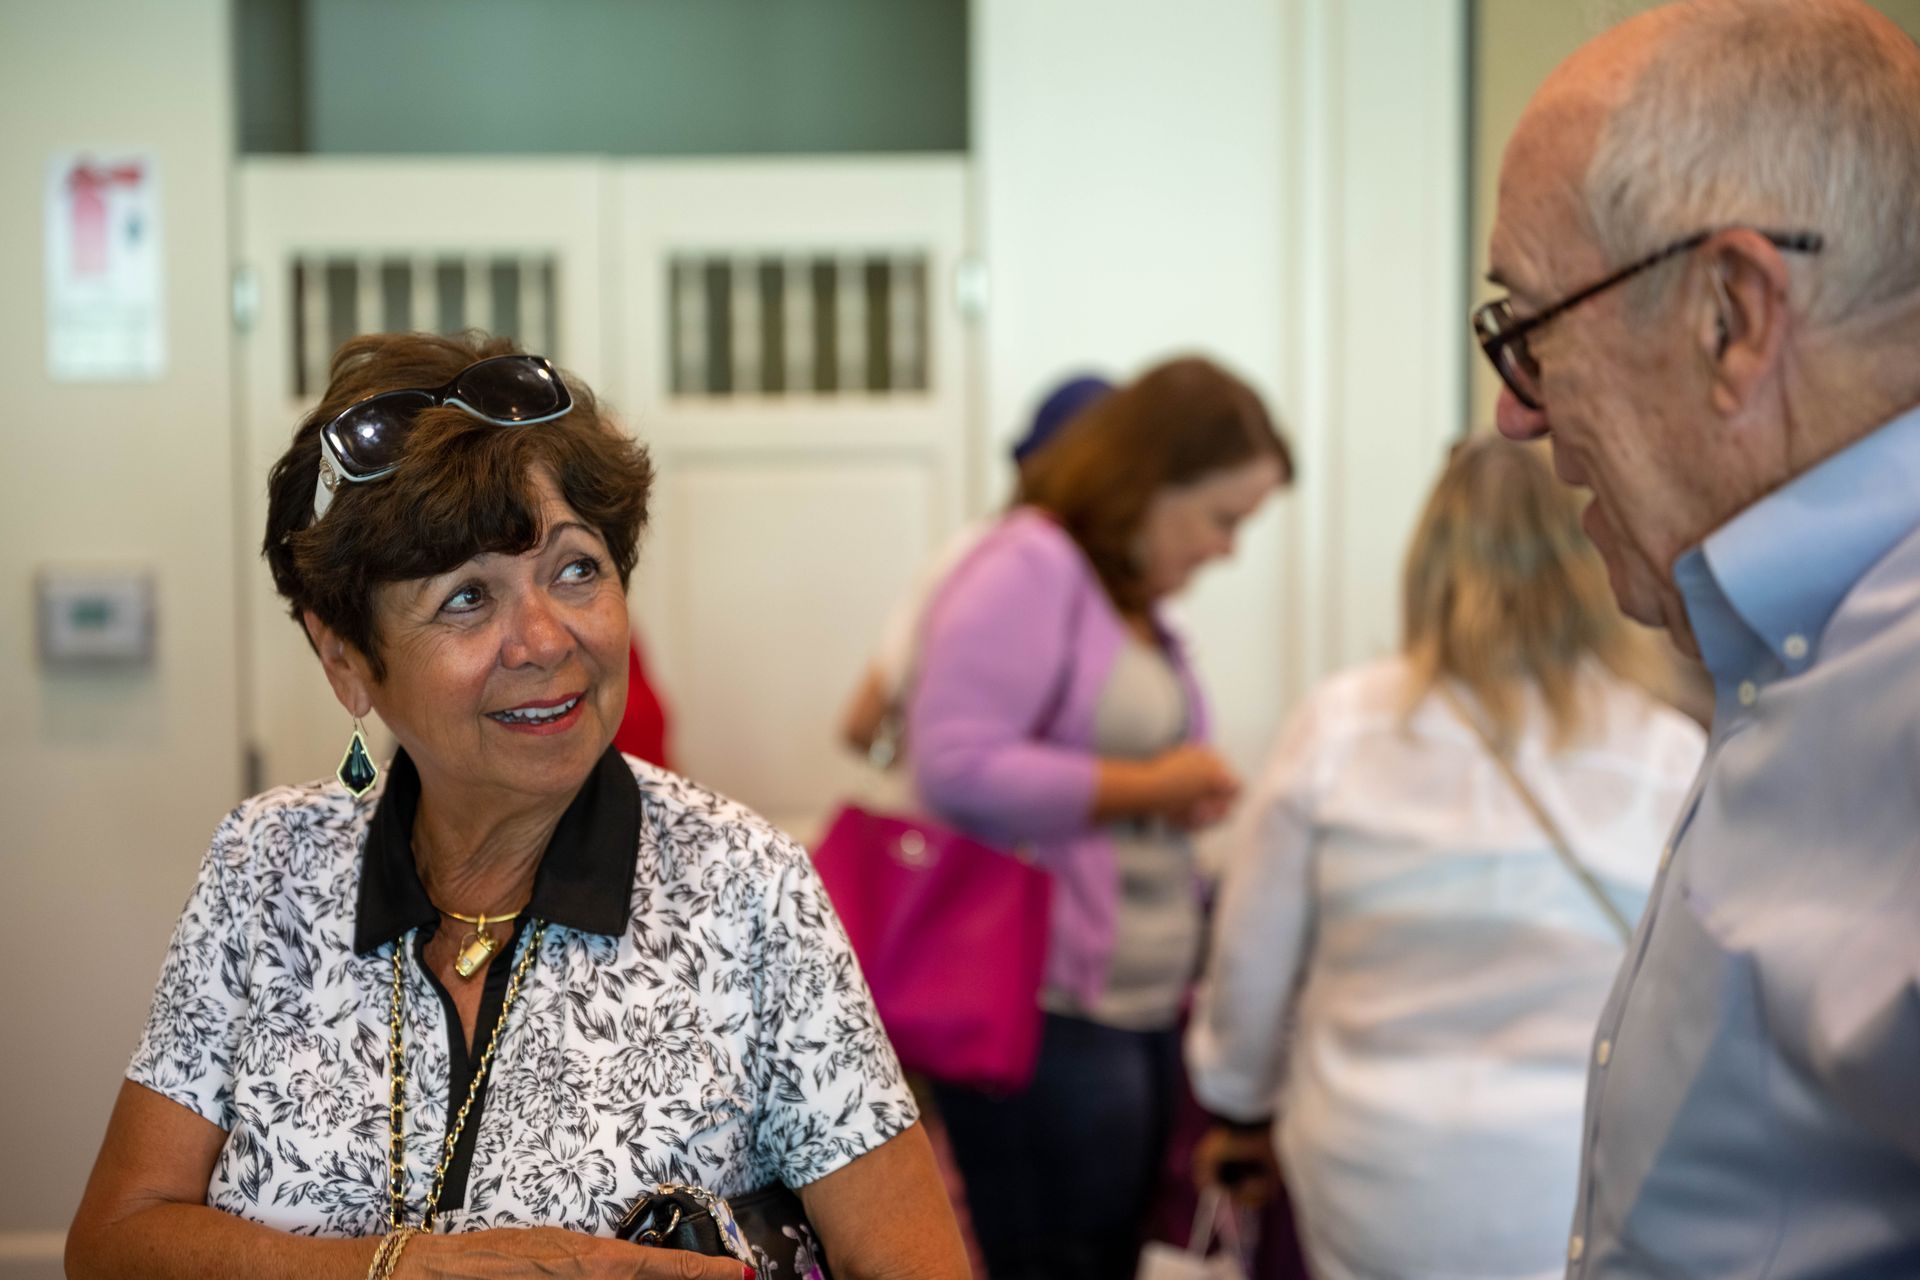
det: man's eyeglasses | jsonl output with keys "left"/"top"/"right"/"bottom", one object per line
{"left": 1472, "top": 228, "right": 1824, "bottom": 411}
{"left": 312, "top": 354, "right": 572, "bottom": 520}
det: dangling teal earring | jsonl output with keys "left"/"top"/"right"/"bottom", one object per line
{"left": 338, "top": 717, "right": 379, "bottom": 798}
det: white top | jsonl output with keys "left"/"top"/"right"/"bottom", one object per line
{"left": 1187, "top": 656, "right": 1703, "bottom": 1280}
{"left": 128, "top": 749, "right": 917, "bottom": 1245}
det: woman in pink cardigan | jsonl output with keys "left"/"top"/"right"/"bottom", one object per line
{"left": 909, "top": 357, "right": 1293, "bottom": 1280}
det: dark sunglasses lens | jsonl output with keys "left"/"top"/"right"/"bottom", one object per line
{"left": 453, "top": 357, "right": 571, "bottom": 423}
{"left": 325, "top": 390, "right": 434, "bottom": 475}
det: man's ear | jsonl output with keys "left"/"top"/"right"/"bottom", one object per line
{"left": 302, "top": 610, "right": 376, "bottom": 719}
{"left": 1702, "top": 229, "right": 1795, "bottom": 416}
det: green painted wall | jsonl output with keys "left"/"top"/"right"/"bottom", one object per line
{"left": 238, "top": 0, "right": 967, "bottom": 155}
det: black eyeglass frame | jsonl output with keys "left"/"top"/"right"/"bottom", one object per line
{"left": 312, "top": 354, "right": 573, "bottom": 520}
{"left": 1473, "top": 228, "right": 1824, "bottom": 411}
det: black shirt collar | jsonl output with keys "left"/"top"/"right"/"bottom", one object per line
{"left": 352, "top": 745, "right": 641, "bottom": 955}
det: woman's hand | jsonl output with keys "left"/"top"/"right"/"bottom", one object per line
{"left": 1093, "top": 743, "right": 1240, "bottom": 825}
{"left": 1172, "top": 791, "right": 1236, "bottom": 832}
{"left": 1192, "top": 1124, "right": 1280, "bottom": 1210}
{"left": 403, "top": 1228, "right": 750, "bottom": 1279}
{"left": 837, "top": 663, "right": 895, "bottom": 759}
{"left": 68, "top": 1085, "right": 752, "bottom": 1280}
{"left": 1147, "top": 744, "right": 1241, "bottom": 821}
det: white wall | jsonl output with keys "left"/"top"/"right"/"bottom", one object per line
{"left": 0, "top": 1, "right": 237, "bottom": 1273}
{"left": 973, "top": 0, "right": 1292, "bottom": 780}
{"left": 1290, "top": 0, "right": 1468, "bottom": 679}
{"left": 974, "top": 0, "right": 1465, "bottom": 781}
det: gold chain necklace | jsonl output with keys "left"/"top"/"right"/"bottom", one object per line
{"left": 385, "top": 919, "right": 547, "bottom": 1233}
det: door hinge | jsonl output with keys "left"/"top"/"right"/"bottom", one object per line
{"left": 231, "top": 263, "right": 260, "bottom": 335}
{"left": 954, "top": 256, "right": 989, "bottom": 323}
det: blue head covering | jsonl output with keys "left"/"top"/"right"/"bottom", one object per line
{"left": 1011, "top": 374, "right": 1114, "bottom": 464}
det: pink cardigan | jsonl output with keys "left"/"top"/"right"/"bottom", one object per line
{"left": 907, "top": 509, "right": 1211, "bottom": 1008}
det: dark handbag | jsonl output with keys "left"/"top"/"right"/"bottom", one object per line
{"left": 616, "top": 1182, "right": 831, "bottom": 1279}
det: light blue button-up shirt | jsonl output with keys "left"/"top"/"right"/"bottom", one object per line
{"left": 1570, "top": 405, "right": 1920, "bottom": 1279}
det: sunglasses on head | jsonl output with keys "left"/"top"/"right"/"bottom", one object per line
{"left": 311, "top": 354, "right": 573, "bottom": 520}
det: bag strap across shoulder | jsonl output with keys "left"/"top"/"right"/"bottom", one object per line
{"left": 1438, "top": 685, "right": 1635, "bottom": 945}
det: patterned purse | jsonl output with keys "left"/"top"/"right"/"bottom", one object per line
{"left": 616, "top": 1183, "right": 830, "bottom": 1279}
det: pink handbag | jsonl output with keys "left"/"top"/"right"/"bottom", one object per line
{"left": 812, "top": 804, "right": 1052, "bottom": 1092}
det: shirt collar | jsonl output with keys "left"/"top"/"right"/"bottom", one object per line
{"left": 1678, "top": 402, "right": 1920, "bottom": 687}
{"left": 352, "top": 745, "right": 641, "bottom": 954}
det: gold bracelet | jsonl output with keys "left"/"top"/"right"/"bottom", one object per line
{"left": 365, "top": 1233, "right": 392, "bottom": 1280}
{"left": 385, "top": 1227, "right": 423, "bottom": 1280}
{"left": 368, "top": 1226, "right": 421, "bottom": 1280}
{"left": 367, "top": 1231, "right": 398, "bottom": 1280}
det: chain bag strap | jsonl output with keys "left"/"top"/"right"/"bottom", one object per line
{"left": 1438, "top": 686, "right": 1635, "bottom": 945}
{"left": 386, "top": 919, "right": 549, "bottom": 1234}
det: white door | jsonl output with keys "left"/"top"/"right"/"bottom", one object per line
{"left": 234, "top": 158, "right": 608, "bottom": 791}
{"left": 609, "top": 158, "right": 974, "bottom": 837}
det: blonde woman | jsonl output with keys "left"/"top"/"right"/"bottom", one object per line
{"left": 1186, "top": 437, "right": 1703, "bottom": 1280}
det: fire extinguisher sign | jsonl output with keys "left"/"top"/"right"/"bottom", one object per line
{"left": 45, "top": 151, "right": 166, "bottom": 382}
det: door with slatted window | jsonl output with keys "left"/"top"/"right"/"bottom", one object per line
{"left": 609, "top": 158, "right": 973, "bottom": 836}
{"left": 233, "top": 158, "right": 608, "bottom": 791}
{"left": 235, "top": 156, "right": 973, "bottom": 836}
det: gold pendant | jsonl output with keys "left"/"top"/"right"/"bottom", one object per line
{"left": 453, "top": 929, "right": 498, "bottom": 979}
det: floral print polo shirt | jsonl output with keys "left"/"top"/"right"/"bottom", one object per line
{"left": 128, "top": 746, "right": 917, "bottom": 1239}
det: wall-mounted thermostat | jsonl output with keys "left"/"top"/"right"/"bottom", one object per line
{"left": 38, "top": 569, "right": 156, "bottom": 666}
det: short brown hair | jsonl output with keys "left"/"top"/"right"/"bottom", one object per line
{"left": 262, "top": 331, "right": 652, "bottom": 680}
{"left": 1019, "top": 356, "right": 1292, "bottom": 613}
{"left": 1401, "top": 435, "right": 1658, "bottom": 749}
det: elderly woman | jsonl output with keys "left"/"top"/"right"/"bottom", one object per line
{"left": 1188, "top": 437, "right": 1704, "bottom": 1280}
{"left": 67, "top": 333, "right": 968, "bottom": 1280}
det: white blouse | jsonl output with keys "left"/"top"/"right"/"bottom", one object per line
{"left": 1187, "top": 657, "right": 1703, "bottom": 1280}
{"left": 128, "top": 749, "right": 916, "bottom": 1247}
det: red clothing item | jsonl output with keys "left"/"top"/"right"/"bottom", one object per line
{"left": 613, "top": 636, "right": 672, "bottom": 769}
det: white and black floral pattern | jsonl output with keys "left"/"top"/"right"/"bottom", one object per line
{"left": 128, "top": 754, "right": 917, "bottom": 1238}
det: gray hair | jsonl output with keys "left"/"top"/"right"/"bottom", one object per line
{"left": 1584, "top": 0, "right": 1920, "bottom": 330}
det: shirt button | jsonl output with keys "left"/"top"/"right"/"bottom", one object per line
{"left": 1738, "top": 680, "right": 1759, "bottom": 707}
{"left": 1784, "top": 633, "right": 1809, "bottom": 661}
{"left": 1569, "top": 1234, "right": 1586, "bottom": 1262}
{"left": 1596, "top": 1039, "right": 1613, "bottom": 1066}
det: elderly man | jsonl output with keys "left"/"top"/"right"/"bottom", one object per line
{"left": 1480, "top": 0, "right": 1920, "bottom": 1276}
